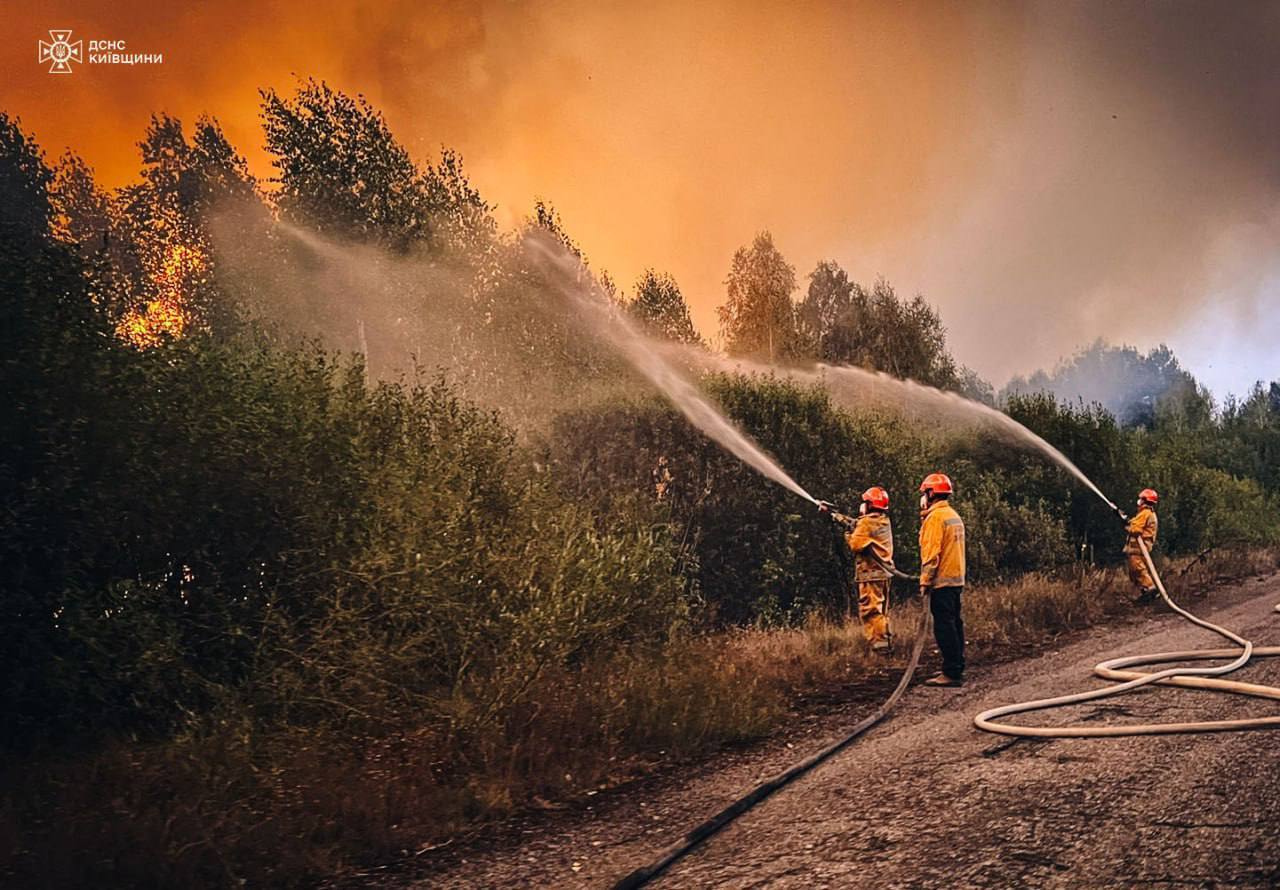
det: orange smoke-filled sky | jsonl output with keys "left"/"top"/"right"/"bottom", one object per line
{"left": 4, "top": 1, "right": 1278, "bottom": 395}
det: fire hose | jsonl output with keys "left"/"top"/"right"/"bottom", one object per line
{"left": 974, "top": 537, "right": 1280, "bottom": 736}
{"left": 613, "top": 511, "right": 1280, "bottom": 888}
{"left": 612, "top": 520, "right": 928, "bottom": 889}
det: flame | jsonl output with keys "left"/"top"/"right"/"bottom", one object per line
{"left": 117, "top": 241, "right": 207, "bottom": 348}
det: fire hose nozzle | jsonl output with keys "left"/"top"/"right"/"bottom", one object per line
{"left": 817, "top": 500, "right": 855, "bottom": 529}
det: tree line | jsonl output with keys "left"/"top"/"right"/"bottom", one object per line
{"left": 3, "top": 78, "right": 1279, "bottom": 761}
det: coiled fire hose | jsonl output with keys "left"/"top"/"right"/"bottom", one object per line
{"left": 614, "top": 521, "right": 1280, "bottom": 888}
{"left": 975, "top": 538, "right": 1280, "bottom": 737}
{"left": 612, "top": 553, "right": 928, "bottom": 889}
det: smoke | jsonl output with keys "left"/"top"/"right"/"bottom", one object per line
{"left": 4, "top": 0, "right": 1007, "bottom": 332}
{"left": 896, "top": 2, "right": 1280, "bottom": 397}
{"left": 9, "top": 0, "right": 1276, "bottom": 397}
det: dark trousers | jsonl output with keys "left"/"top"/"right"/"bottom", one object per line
{"left": 929, "top": 586, "right": 966, "bottom": 679}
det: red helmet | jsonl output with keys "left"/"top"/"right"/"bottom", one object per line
{"left": 861, "top": 486, "right": 890, "bottom": 510}
{"left": 920, "top": 473, "right": 953, "bottom": 496}
{"left": 1138, "top": 488, "right": 1159, "bottom": 506}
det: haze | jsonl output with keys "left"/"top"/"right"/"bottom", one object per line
{"left": 4, "top": 0, "right": 1277, "bottom": 397}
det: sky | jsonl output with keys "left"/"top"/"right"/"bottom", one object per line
{"left": 4, "top": 0, "right": 1278, "bottom": 398}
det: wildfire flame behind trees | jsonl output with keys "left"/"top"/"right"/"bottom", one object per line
{"left": 34, "top": 76, "right": 988, "bottom": 398}
{"left": 115, "top": 238, "right": 207, "bottom": 349}
{"left": 45, "top": 112, "right": 262, "bottom": 348}
{"left": 9, "top": 77, "right": 1252, "bottom": 423}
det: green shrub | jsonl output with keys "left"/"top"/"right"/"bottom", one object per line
{"left": 547, "top": 375, "right": 929, "bottom": 624}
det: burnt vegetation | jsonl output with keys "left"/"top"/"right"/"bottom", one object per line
{"left": 2, "top": 82, "right": 1279, "bottom": 886}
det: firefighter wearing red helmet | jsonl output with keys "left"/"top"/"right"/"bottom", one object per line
{"left": 844, "top": 486, "right": 895, "bottom": 652}
{"left": 919, "top": 473, "right": 966, "bottom": 687}
{"left": 1126, "top": 488, "right": 1160, "bottom": 604}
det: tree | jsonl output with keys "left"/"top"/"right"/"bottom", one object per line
{"left": 1214, "top": 379, "right": 1280, "bottom": 492}
{"left": 48, "top": 151, "right": 111, "bottom": 256}
{"left": 421, "top": 147, "right": 494, "bottom": 252}
{"left": 260, "top": 79, "right": 430, "bottom": 249}
{"left": 186, "top": 116, "right": 261, "bottom": 219}
{"left": 718, "top": 231, "right": 799, "bottom": 361}
{"left": 527, "top": 199, "right": 583, "bottom": 259}
{"left": 958, "top": 366, "right": 995, "bottom": 405}
{"left": 796, "top": 260, "right": 857, "bottom": 360}
{"left": 0, "top": 114, "right": 134, "bottom": 746}
{"left": 629, "top": 269, "right": 700, "bottom": 344}
{"left": 259, "top": 80, "right": 492, "bottom": 254}
{"left": 795, "top": 262, "right": 966, "bottom": 391}
{"left": 0, "top": 113, "right": 52, "bottom": 249}
{"left": 104, "top": 114, "right": 267, "bottom": 343}
{"left": 861, "top": 280, "right": 959, "bottom": 387}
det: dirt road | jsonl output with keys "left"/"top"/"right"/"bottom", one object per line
{"left": 364, "top": 574, "right": 1280, "bottom": 889}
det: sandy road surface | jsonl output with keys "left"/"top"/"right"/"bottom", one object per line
{"left": 353, "top": 573, "right": 1280, "bottom": 889}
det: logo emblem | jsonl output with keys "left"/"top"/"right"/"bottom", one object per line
{"left": 38, "top": 30, "right": 83, "bottom": 74}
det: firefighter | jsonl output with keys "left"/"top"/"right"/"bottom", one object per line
{"left": 1126, "top": 488, "right": 1160, "bottom": 604}
{"left": 918, "top": 473, "right": 966, "bottom": 687}
{"left": 844, "top": 486, "right": 895, "bottom": 652}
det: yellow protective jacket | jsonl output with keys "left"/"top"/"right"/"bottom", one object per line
{"left": 845, "top": 512, "right": 894, "bottom": 582}
{"left": 1125, "top": 507, "right": 1158, "bottom": 555}
{"left": 919, "top": 501, "right": 965, "bottom": 589}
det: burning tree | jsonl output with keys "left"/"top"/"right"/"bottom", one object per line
{"left": 115, "top": 233, "right": 207, "bottom": 348}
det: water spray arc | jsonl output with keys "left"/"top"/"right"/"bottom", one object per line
{"left": 666, "top": 345, "right": 1129, "bottom": 519}
{"left": 816, "top": 363, "right": 1127, "bottom": 517}
{"left": 525, "top": 231, "right": 1280, "bottom": 741}
{"left": 524, "top": 234, "right": 821, "bottom": 508}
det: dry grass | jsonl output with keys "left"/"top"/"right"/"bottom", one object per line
{"left": 966, "top": 545, "right": 1280, "bottom": 651}
{"left": 5, "top": 547, "right": 1278, "bottom": 888}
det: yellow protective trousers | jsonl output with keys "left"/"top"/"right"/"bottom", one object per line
{"left": 1127, "top": 552, "right": 1155, "bottom": 591}
{"left": 858, "top": 579, "right": 890, "bottom": 645}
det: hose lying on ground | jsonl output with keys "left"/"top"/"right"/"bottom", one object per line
{"left": 611, "top": 559, "right": 927, "bottom": 890}
{"left": 975, "top": 539, "right": 1280, "bottom": 737}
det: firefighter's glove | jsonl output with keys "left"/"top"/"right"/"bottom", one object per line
{"left": 816, "top": 501, "right": 852, "bottom": 528}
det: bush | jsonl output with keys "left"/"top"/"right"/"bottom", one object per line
{"left": 548, "top": 375, "right": 929, "bottom": 623}
{"left": 3, "top": 316, "right": 690, "bottom": 751}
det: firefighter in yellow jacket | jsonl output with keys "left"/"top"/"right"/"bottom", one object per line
{"left": 918, "top": 473, "right": 966, "bottom": 687}
{"left": 844, "top": 487, "right": 895, "bottom": 652}
{"left": 1126, "top": 488, "right": 1160, "bottom": 604}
